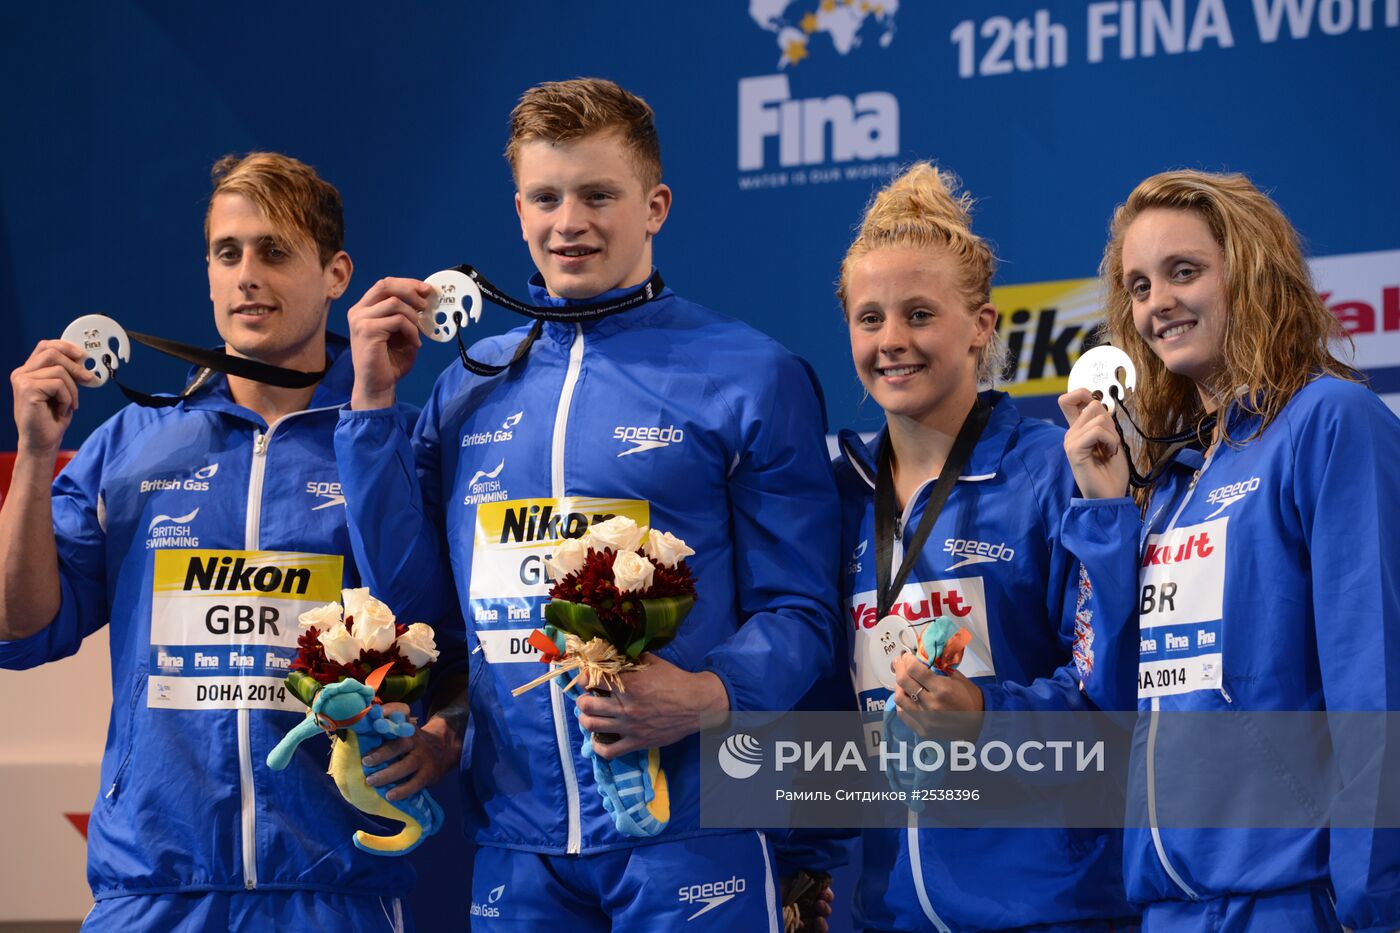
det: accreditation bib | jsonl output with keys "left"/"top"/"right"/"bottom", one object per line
{"left": 469, "top": 497, "right": 649, "bottom": 666}
{"left": 849, "top": 576, "right": 993, "bottom": 754}
{"left": 148, "top": 549, "right": 343, "bottom": 712}
{"left": 1137, "top": 517, "right": 1226, "bottom": 698}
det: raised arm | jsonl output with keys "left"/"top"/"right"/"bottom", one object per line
{"left": 0, "top": 340, "right": 95, "bottom": 641}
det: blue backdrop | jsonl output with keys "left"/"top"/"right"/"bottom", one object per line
{"left": 3, "top": 2, "right": 1397, "bottom": 929}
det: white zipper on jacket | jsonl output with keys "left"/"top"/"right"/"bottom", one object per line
{"left": 889, "top": 512, "right": 952, "bottom": 933}
{"left": 1143, "top": 450, "right": 1214, "bottom": 902}
{"left": 238, "top": 403, "right": 340, "bottom": 890}
{"left": 907, "top": 816, "right": 952, "bottom": 933}
{"left": 551, "top": 323, "right": 586, "bottom": 854}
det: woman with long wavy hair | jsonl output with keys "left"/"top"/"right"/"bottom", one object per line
{"left": 1060, "top": 170, "right": 1400, "bottom": 931}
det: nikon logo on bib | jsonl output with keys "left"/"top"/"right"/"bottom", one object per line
{"left": 470, "top": 497, "right": 649, "bottom": 666}
{"left": 149, "top": 549, "right": 343, "bottom": 712}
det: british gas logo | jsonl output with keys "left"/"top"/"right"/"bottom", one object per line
{"left": 740, "top": 1, "right": 902, "bottom": 187}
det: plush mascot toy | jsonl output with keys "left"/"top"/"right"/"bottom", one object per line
{"left": 266, "top": 662, "right": 444, "bottom": 855}
{"left": 881, "top": 616, "right": 972, "bottom": 808}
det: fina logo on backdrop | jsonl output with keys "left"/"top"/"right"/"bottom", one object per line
{"left": 739, "top": 0, "right": 902, "bottom": 189}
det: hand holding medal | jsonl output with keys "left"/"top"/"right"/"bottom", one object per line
{"left": 1062, "top": 344, "right": 1217, "bottom": 494}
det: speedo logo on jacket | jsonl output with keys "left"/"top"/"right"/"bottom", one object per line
{"left": 1204, "top": 475, "right": 1261, "bottom": 518}
{"left": 614, "top": 424, "right": 685, "bottom": 457}
{"left": 944, "top": 537, "right": 1015, "bottom": 570}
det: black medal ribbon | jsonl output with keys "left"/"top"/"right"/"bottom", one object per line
{"left": 446, "top": 266, "right": 665, "bottom": 377}
{"left": 1103, "top": 384, "right": 1217, "bottom": 489}
{"left": 874, "top": 398, "right": 993, "bottom": 621}
{"left": 106, "top": 330, "right": 328, "bottom": 409}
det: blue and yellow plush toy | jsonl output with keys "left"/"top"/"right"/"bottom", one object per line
{"left": 266, "top": 664, "right": 444, "bottom": 855}
{"left": 543, "top": 626, "right": 671, "bottom": 837}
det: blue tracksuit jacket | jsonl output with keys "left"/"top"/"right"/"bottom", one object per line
{"left": 0, "top": 335, "right": 423, "bottom": 901}
{"left": 791, "top": 392, "right": 1133, "bottom": 932}
{"left": 334, "top": 277, "right": 843, "bottom": 855}
{"left": 1062, "top": 375, "right": 1400, "bottom": 932}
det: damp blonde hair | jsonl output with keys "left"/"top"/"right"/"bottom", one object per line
{"left": 1102, "top": 170, "right": 1358, "bottom": 498}
{"left": 204, "top": 152, "right": 344, "bottom": 267}
{"left": 505, "top": 78, "right": 663, "bottom": 192}
{"left": 839, "top": 162, "right": 1006, "bottom": 387}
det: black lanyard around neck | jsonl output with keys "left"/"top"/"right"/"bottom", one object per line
{"left": 873, "top": 399, "right": 993, "bottom": 620}
{"left": 446, "top": 265, "right": 665, "bottom": 377}
{"left": 1103, "top": 383, "right": 1217, "bottom": 489}
{"left": 109, "top": 331, "right": 327, "bottom": 409}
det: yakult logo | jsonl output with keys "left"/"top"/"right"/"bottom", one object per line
{"left": 1141, "top": 531, "right": 1216, "bottom": 567}
{"left": 850, "top": 588, "right": 972, "bottom": 629}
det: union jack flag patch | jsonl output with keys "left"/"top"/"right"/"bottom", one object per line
{"left": 1072, "top": 563, "right": 1095, "bottom": 681}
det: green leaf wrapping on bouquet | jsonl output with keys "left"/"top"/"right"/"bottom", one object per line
{"left": 545, "top": 600, "right": 610, "bottom": 643}
{"left": 285, "top": 667, "right": 430, "bottom": 708}
{"left": 379, "top": 667, "right": 431, "bottom": 704}
{"left": 286, "top": 670, "right": 323, "bottom": 708}
{"left": 625, "top": 595, "right": 696, "bottom": 659}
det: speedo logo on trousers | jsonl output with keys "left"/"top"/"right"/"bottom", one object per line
{"left": 678, "top": 875, "right": 746, "bottom": 921}
{"left": 614, "top": 424, "right": 685, "bottom": 457}
{"left": 182, "top": 554, "right": 312, "bottom": 595}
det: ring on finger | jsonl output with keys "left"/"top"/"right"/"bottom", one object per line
{"left": 910, "top": 685, "right": 925, "bottom": 702}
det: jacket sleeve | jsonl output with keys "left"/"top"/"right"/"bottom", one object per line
{"left": 1057, "top": 497, "right": 1144, "bottom": 713}
{"left": 334, "top": 399, "right": 466, "bottom": 687}
{"left": 1293, "top": 386, "right": 1400, "bottom": 932}
{"left": 981, "top": 439, "right": 1096, "bottom": 714}
{"left": 0, "top": 429, "right": 111, "bottom": 670}
{"left": 701, "top": 353, "right": 843, "bottom": 712}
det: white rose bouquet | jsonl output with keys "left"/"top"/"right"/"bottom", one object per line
{"left": 268, "top": 589, "right": 446, "bottom": 857}
{"left": 513, "top": 517, "right": 697, "bottom": 698}
{"left": 288, "top": 587, "right": 440, "bottom": 707}
{"left": 512, "top": 518, "right": 699, "bottom": 839}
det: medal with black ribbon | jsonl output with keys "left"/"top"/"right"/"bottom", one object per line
{"left": 416, "top": 265, "right": 665, "bottom": 377}
{"left": 1067, "top": 345, "right": 1216, "bottom": 489}
{"left": 60, "top": 314, "right": 328, "bottom": 409}
{"left": 866, "top": 397, "right": 992, "bottom": 681}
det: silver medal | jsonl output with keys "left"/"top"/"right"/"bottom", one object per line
{"left": 419, "top": 269, "right": 483, "bottom": 342}
{"left": 1068, "top": 345, "right": 1136, "bottom": 413}
{"left": 61, "top": 314, "right": 131, "bottom": 387}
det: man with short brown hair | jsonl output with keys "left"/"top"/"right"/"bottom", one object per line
{"left": 337, "top": 78, "right": 842, "bottom": 929}
{"left": 0, "top": 152, "right": 421, "bottom": 931}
